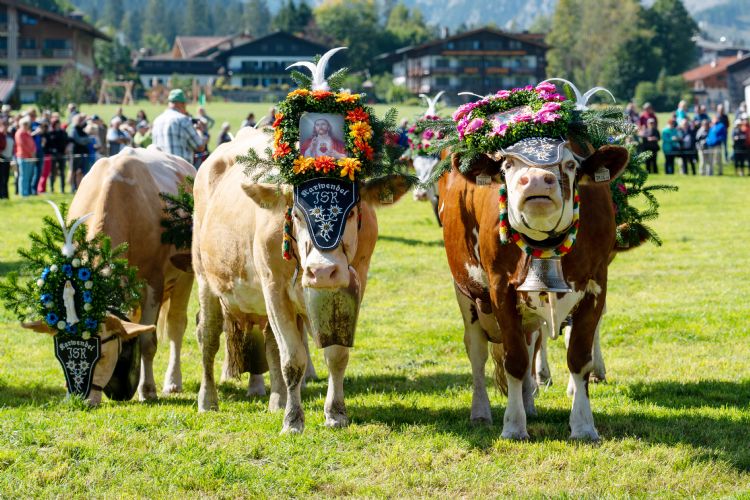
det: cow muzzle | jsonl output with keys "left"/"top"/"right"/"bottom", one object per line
{"left": 303, "top": 267, "right": 361, "bottom": 348}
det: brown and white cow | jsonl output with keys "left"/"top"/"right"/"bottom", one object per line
{"left": 193, "top": 127, "right": 409, "bottom": 433}
{"left": 68, "top": 146, "right": 197, "bottom": 401}
{"left": 439, "top": 139, "right": 628, "bottom": 440}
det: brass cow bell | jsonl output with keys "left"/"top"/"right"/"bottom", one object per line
{"left": 518, "top": 257, "right": 572, "bottom": 293}
{"left": 303, "top": 270, "right": 361, "bottom": 348}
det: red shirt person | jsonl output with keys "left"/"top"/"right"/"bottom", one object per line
{"left": 300, "top": 118, "right": 347, "bottom": 159}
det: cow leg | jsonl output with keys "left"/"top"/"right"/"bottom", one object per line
{"left": 568, "top": 294, "right": 601, "bottom": 441}
{"left": 163, "top": 273, "right": 193, "bottom": 395}
{"left": 196, "top": 277, "right": 223, "bottom": 411}
{"left": 455, "top": 284, "right": 492, "bottom": 424}
{"left": 497, "top": 289, "right": 529, "bottom": 440}
{"left": 591, "top": 313, "right": 606, "bottom": 383}
{"left": 264, "top": 323, "right": 286, "bottom": 412}
{"left": 303, "top": 329, "right": 318, "bottom": 383}
{"left": 535, "top": 332, "right": 552, "bottom": 387}
{"left": 522, "top": 330, "right": 538, "bottom": 417}
{"left": 138, "top": 285, "right": 161, "bottom": 401}
{"left": 323, "top": 345, "right": 350, "bottom": 428}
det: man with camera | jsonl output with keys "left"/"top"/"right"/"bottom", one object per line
{"left": 152, "top": 89, "right": 206, "bottom": 165}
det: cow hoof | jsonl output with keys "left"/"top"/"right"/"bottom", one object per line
{"left": 162, "top": 383, "right": 182, "bottom": 395}
{"left": 304, "top": 365, "right": 318, "bottom": 382}
{"left": 470, "top": 416, "right": 492, "bottom": 426}
{"left": 590, "top": 373, "right": 606, "bottom": 384}
{"left": 138, "top": 386, "right": 158, "bottom": 402}
{"left": 268, "top": 393, "right": 285, "bottom": 412}
{"left": 501, "top": 429, "right": 530, "bottom": 440}
{"left": 247, "top": 374, "right": 266, "bottom": 397}
{"left": 535, "top": 373, "right": 552, "bottom": 387}
{"left": 87, "top": 390, "right": 102, "bottom": 407}
{"left": 198, "top": 388, "right": 219, "bottom": 412}
{"left": 570, "top": 427, "right": 600, "bottom": 441}
{"left": 281, "top": 420, "right": 304, "bottom": 434}
{"left": 325, "top": 412, "right": 349, "bottom": 428}
{"left": 525, "top": 406, "right": 538, "bottom": 418}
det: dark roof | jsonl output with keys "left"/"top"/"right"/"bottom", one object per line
{"left": 376, "top": 27, "right": 548, "bottom": 62}
{"left": 174, "top": 36, "right": 233, "bottom": 59}
{"left": 0, "top": 0, "right": 110, "bottom": 41}
{"left": 727, "top": 53, "right": 750, "bottom": 73}
{"left": 218, "top": 31, "right": 329, "bottom": 58}
{"left": 134, "top": 57, "right": 220, "bottom": 75}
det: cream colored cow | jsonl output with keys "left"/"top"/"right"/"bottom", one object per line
{"left": 68, "top": 146, "right": 196, "bottom": 400}
{"left": 193, "top": 127, "right": 409, "bottom": 433}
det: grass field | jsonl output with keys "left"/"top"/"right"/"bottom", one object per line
{"left": 1, "top": 112, "right": 750, "bottom": 495}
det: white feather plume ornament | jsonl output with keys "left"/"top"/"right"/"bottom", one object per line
{"left": 286, "top": 47, "right": 347, "bottom": 91}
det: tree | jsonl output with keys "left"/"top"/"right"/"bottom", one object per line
{"left": 528, "top": 14, "right": 552, "bottom": 34}
{"left": 142, "top": 33, "right": 171, "bottom": 54}
{"left": 646, "top": 0, "right": 698, "bottom": 75}
{"left": 545, "top": 0, "right": 581, "bottom": 82}
{"left": 24, "top": 0, "right": 73, "bottom": 14}
{"left": 384, "top": 3, "right": 432, "bottom": 49}
{"left": 634, "top": 71, "right": 690, "bottom": 111}
{"left": 121, "top": 10, "right": 142, "bottom": 48}
{"left": 102, "top": 0, "right": 124, "bottom": 29}
{"left": 143, "top": 0, "right": 171, "bottom": 47}
{"left": 314, "top": 0, "right": 380, "bottom": 71}
{"left": 184, "top": 0, "right": 211, "bottom": 36}
{"left": 272, "top": 0, "right": 312, "bottom": 33}
{"left": 95, "top": 38, "right": 135, "bottom": 80}
{"left": 244, "top": 0, "right": 272, "bottom": 37}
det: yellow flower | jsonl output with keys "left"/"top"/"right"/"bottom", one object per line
{"left": 288, "top": 89, "right": 310, "bottom": 98}
{"left": 293, "top": 156, "right": 315, "bottom": 174}
{"left": 338, "top": 157, "right": 362, "bottom": 181}
{"left": 273, "top": 127, "right": 283, "bottom": 145}
{"left": 349, "top": 121, "right": 373, "bottom": 141}
{"left": 336, "top": 92, "right": 360, "bottom": 103}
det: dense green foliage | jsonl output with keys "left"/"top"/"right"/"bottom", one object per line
{"left": 0, "top": 174, "right": 749, "bottom": 496}
{"left": 634, "top": 73, "right": 692, "bottom": 112}
{"left": 159, "top": 178, "right": 195, "bottom": 251}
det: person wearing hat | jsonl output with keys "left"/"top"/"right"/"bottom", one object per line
{"left": 151, "top": 89, "right": 205, "bottom": 164}
{"left": 217, "top": 122, "right": 233, "bottom": 147}
{"left": 133, "top": 121, "right": 152, "bottom": 148}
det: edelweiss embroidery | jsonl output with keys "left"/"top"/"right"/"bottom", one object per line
{"left": 309, "top": 205, "right": 342, "bottom": 241}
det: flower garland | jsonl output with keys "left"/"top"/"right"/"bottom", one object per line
{"left": 282, "top": 206, "right": 293, "bottom": 261}
{"left": 498, "top": 183, "right": 580, "bottom": 258}
{"left": 452, "top": 82, "right": 574, "bottom": 154}
{"left": 271, "top": 89, "right": 379, "bottom": 184}
{"left": 407, "top": 115, "right": 443, "bottom": 157}
{"left": 0, "top": 203, "right": 143, "bottom": 339}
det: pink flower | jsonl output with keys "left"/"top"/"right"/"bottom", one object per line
{"left": 549, "top": 93, "right": 566, "bottom": 101}
{"left": 456, "top": 116, "right": 470, "bottom": 138}
{"left": 541, "top": 101, "right": 561, "bottom": 113}
{"left": 524, "top": 85, "right": 534, "bottom": 91}
{"left": 465, "top": 118, "right": 485, "bottom": 134}
{"left": 408, "top": 126, "right": 416, "bottom": 133}
{"left": 512, "top": 113, "right": 533, "bottom": 123}
{"left": 453, "top": 103, "right": 475, "bottom": 121}
{"left": 495, "top": 90, "right": 511, "bottom": 99}
{"left": 491, "top": 123, "right": 508, "bottom": 137}
{"left": 535, "top": 82, "right": 557, "bottom": 94}
{"left": 422, "top": 129, "right": 435, "bottom": 140}
{"left": 617, "top": 183, "right": 627, "bottom": 194}
{"left": 534, "top": 111, "right": 560, "bottom": 124}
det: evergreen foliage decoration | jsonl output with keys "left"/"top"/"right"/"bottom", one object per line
{"left": 0, "top": 203, "right": 143, "bottom": 338}
{"left": 159, "top": 176, "right": 195, "bottom": 251}
{"left": 424, "top": 81, "right": 676, "bottom": 249}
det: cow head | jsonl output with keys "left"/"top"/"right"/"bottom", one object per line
{"left": 20, "top": 314, "right": 155, "bottom": 405}
{"left": 499, "top": 138, "right": 628, "bottom": 242}
{"left": 242, "top": 175, "right": 410, "bottom": 289}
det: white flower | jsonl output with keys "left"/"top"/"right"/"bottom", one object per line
{"left": 84, "top": 303, "right": 93, "bottom": 311}
{"left": 45, "top": 301, "right": 54, "bottom": 309}
{"left": 101, "top": 266, "right": 112, "bottom": 277}
{"left": 84, "top": 281, "right": 93, "bottom": 289}
{"left": 50, "top": 265, "right": 58, "bottom": 272}
{"left": 56, "top": 321, "right": 66, "bottom": 330}
{"left": 36, "top": 279, "right": 45, "bottom": 287}
{"left": 72, "top": 258, "right": 81, "bottom": 268}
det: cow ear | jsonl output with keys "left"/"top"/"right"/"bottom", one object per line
{"left": 240, "top": 181, "right": 292, "bottom": 208}
{"left": 360, "top": 174, "right": 412, "bottom": 206}
{"left": 104, "top": 315, "right": 156, "bottom": 340}
{"left": 21, "top": 320, "right": 56, "bottom": 335}
{"left": 170, "top": 253, "right": 192, "bottom": 272}
{"left": 580, "top": 145, "right": 629, "bottom": 184}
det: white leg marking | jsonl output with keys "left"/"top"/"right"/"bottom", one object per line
{"left": 196, "top": 276, "right": 222, "bottom": 412}
{"left": 138, "top": 285, "right": 160, "bottom": 401}
{"left": 535, "top": 332, "right": 551, "bottom": 387}
{"left": 502, "top": 374, "right": 529, "bottom": 439}
{"left": 523, "top": 330, "right": 538, "bottom": 417}
{"left": 569, "top": 364, "right": 599, "bottom": 441}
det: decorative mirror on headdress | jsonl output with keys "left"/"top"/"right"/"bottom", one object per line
{"left": 0, "top": 202, "right": 144, "bottom": 399}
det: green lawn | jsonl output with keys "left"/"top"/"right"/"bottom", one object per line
{"left": 1, "top": 159, "right": 750, "bottom": 494}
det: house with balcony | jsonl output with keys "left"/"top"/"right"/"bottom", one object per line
{"left": 0, "top": 0, "right": 110, "bottom": 103}
{"left": 134, "top": 31, "right": 330, "bottom": 92}
{"left": 376, "top": 27, "right": 549, "bottom": 103}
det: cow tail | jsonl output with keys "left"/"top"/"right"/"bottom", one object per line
{"left": 222, "top": 319, "right": 247, "bottom": 380}
{"left": 490, "top": 342, "right": 508, "bottom": 395}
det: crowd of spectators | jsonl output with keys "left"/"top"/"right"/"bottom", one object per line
{"left": 626, "top": 100, "right": 748, "bottom": 176}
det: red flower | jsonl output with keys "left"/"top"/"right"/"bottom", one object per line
{"left": 355, "top": 139, "right": 374, "bottom": 160}
{"left": 272, "top": 113, "right": 284, "bottom": 128}
{"left": 312, "top": 90, "right": 333, "bottom": 100}
{"left": 273, "top": 142, "right": 291, "bottom": 159}
{"left": 346, "top": 107, "right": 370, "bottom": 122}
{"left": 314, "top": 155, "right": 337, "bottom": 173}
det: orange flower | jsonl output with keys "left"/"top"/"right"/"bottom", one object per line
{"left": 293, "top": 156, "right": 315, "bottom": 174}
{"left": 288, "top": 89, "right": 310, "bottom": 98}
{"left": 346, "top": 107, "right": 369, "bottom": 122}
{"left": 355, "top": 139, "right": 374, "bottom": 160}
{"left": 314, "top": 155, "right": 337, "bottom": 173}
{"left": 273, "top": 142, "right": 291, "bottom": 159}
{"left": 336, "top": 92, "right": 360, "bottom": 104}
{"left": 338, "top": 157, "right": 362, "bottom": 181}
{"left": 312, "top": 90, "right": 333, "bottom": 100}
{"left": 272, "top": 113, "right": 284, "bottom": 128}
{"left": 273, "top": 127, "right": 283, "bottom": 146}
{"left": 349, "top": 121, "right": 373, "bottom": 141}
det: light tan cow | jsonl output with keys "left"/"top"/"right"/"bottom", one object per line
{"left": 193, "top": 127, "right": 409, "bottom": 433}
{"left": 68, "top": 146, "right": 196, "bottom": 401}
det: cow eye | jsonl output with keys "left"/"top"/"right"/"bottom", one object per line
{"left": 564, "top": 161, "right": 576, "bottom": 171}
{"left": 347, "top": 210, "right": 356, "bottom": 220}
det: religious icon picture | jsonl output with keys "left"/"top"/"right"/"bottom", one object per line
{"left": 299, "top": 113, "right": 347, "bottom": 159}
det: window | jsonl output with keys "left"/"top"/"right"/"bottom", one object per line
{"left": 42, "top": 65, "right": 61, "bottom": 76}
{"left": 0, "top": 66, "right": 7, "bottom": 77}
{"left": 0, "top": 38, "right": 7, "bottom": 49}
{"left": 21, "top": 65, "right": 37, "bottom": 76}
{"left": 20, "top": 13, "right": 38, "bottom": 25}
{"left": 43, "top": 39, "right": 70, "bottom": 50}
{"left": 435, "top": 77, "right": 449, "bottom": 86}
{"left": 435, "top": 58, "right": 449, "bottom": 68}
{"left": 20, "top": 38, "right": 36, "bottom": 49}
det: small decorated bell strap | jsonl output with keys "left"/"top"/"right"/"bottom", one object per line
{"left": 282, "top": 206, "right": 293, "bottom": 261}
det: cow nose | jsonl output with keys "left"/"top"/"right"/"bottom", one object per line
{"left": 305, "top": 263, "right": 339, "bottom": 287}
{"left": 519, "top": 175, "right": 530, "bottom": 185}
{"left": 543, "top": 173, "right": 556, "bottom": 185}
